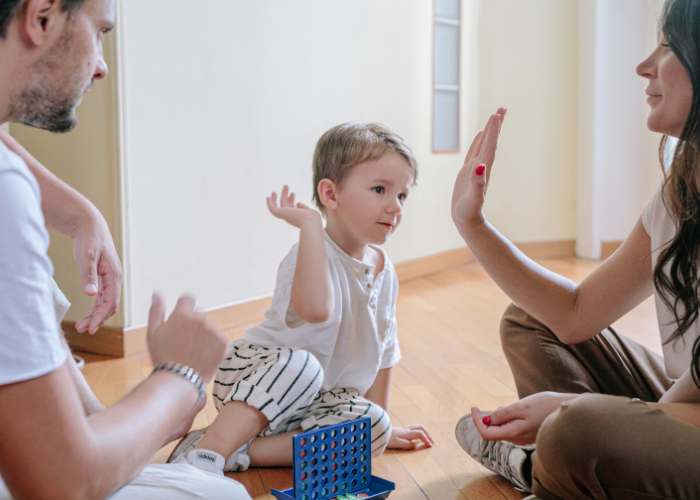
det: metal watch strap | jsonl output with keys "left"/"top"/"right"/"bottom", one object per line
{"left": 152, "top": 362, "right": 206, "bottom": 405}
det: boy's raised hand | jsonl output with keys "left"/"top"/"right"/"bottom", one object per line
{"left": 451, "top": 107, "right": 507, "bottom": 232}
{"left": 267, "top": 185, "right": 322, "bottom": 228}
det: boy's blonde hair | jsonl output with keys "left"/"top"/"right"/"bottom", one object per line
{"left": 312, "top": 122, "right": 418, "bottom": 211}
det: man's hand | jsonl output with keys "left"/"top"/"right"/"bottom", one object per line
{"left": 73, "top": 214, "right": 123, "bottom": 334}
{"left": 387, "top": 425, "right": 434, "bottom": 450}
{"left": 267, "top": 185, "right": 322, "bottom": 228}
{"left": 471, "top": 392, "right": 578, "bottom": 446}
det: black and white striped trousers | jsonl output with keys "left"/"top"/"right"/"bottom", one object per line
{"left": 213, "top": 342, "right": 392, "bottom": 456}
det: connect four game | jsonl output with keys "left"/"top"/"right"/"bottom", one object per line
{"left": 271, "top": 416, "right": 395, "bottom": 500}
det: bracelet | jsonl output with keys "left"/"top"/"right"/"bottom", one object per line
{"left": 152, "top": 362, "right": 206, "bottom": 405}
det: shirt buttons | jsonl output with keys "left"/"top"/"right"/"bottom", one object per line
{"left": 365, "top": 269, "right": 370, "bottom": 275}
{"left": 366, "top": 283, "right": 371, "bottom": 289}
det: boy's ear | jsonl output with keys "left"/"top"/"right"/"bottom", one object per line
{"left": 317, "top": 179, "right": 339, "bottom": 211}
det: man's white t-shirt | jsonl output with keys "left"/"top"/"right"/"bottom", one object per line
{"left": 242, "top": 231, "right": 401, "bottom": 396}
{"left": 0, "top": 140, "right": 66, "bottom": 386}
{"left": 642, "top": 184, "right": 700, "bottom": 380}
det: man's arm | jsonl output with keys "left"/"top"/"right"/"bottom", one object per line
{"left": 61, "top": 336, "right": 105, "bottom": 415}
{"left": 0, "top": 130, "right": 123, "bottom": 333}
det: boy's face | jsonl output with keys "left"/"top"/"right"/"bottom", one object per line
{"left": 333, "top": 152, "right": 413, "bottom": 246}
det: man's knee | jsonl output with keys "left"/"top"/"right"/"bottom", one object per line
{"left": 110, "top": 464, "right": 253, "bottom": 500}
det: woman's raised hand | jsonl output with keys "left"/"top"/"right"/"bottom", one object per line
{"left": 451, "top": 107, "right": 507, "bottom": 231}
{"left": 267, "top": 185, "right": 322, "bottom": 228}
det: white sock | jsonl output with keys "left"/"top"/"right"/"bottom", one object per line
{"left": 185, "top": 449, "right": 226, "bottom": 475}
{"left": 223, "top": 438, "right": 254, "bottom": 472}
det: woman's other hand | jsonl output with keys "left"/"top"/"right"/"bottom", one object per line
{"left": 267, "top": 185, "right": 322, "bottom": 229}
{"left": 451, "top": 107, "right": 507, "bottom": 232}
{"left": 471, "top": 392, "right": 578, "bottom": 446}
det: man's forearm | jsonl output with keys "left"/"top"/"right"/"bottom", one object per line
{"left": 61, "top": 336, "right": 105, "bottom": 415}
{"left": 0, "top": 130, "right": 99, "bottom": 237}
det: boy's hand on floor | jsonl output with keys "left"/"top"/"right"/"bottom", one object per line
{"left": 387, "top": 425, "right": 434, "bottom": 450}
{"left": 267, "top": 185, "right": 322, "bottom": 229}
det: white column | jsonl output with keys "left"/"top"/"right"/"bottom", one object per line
{"left": 576, "top": 0, "right": 661, "bottom": 258}
{"left": 0, "top": 123, "right": 8, "bottom": 134}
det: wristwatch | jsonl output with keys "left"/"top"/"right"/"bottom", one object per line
{"left": 152, "top": 362, "right": 206, "bottom": 405}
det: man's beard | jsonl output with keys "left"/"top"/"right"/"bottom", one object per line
{"left": 10, "top": 82, "right": 87, "bottom": 133}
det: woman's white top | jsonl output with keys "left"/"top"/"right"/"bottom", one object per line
{"left": 642, "top": 184, "right": 700, "bottom": 379}
{"left": 0, "top": 140, "right": 66, "bottom": 386}
{"left": 243, "top": 231, "right": 401, "bottom": 396}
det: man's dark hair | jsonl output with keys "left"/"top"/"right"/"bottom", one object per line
{"left": 0, "top": 0, "right": 88, "bottom": 39}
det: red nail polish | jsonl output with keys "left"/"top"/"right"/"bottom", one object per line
{"left": 482, "top": 415, "right": 492, "bottom": 425}
{"left": 476, "top": 166, "right": 486, "bottom": 176}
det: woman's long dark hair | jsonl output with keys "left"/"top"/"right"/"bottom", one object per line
{"left": 654, "top": 0, "right": 700, "bottom": 388}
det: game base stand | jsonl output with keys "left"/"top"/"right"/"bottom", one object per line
{"left": 271, "top": 416, "right": 395, "bottom": 500}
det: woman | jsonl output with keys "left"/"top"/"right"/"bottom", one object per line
{"left": 451, "top": 0, "right": 700, "bottom": 498}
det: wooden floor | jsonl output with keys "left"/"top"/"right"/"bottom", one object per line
{"left": 79, "top": 257, "right": 661, "bottom": 500}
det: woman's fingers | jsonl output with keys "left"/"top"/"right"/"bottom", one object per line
{"left": 463, "top": 131, "right": 484, "bottom": 167}
{"left": 472, "top": 406, "right": 522, "bottom": 442}
{"left": 480, "top": 114, "right": 502, "bottom": 168}
{"left": 487, "top": 404, "right": 516, "bottom": 426}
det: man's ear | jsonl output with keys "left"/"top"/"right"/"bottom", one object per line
{"left": 317, "top": 179, "right": 339, "bottom": 211}
{"left": 21, "top": 0, "right": 67, "bottom": 47}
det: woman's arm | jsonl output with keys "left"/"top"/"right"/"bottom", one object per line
{"left": 0, "top": 295, "right": 227, "bottom": 500}
{"left": 659, "top": 368, "right": 700, "bottom": 404}
{"left": 267, "top": 186, "right": 334, "bottom": 323}
{"left": 0, "top": 130, "right": 123, "bottom": 334}
{"left": 452, "top": 110, "right": 654, "bottom": 344}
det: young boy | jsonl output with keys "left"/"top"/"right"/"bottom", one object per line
{"left": 169, "top": 122, "right": 434, "bottom": 474}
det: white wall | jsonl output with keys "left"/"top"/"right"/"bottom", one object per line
{"left": 576, "top": 0, "right": 664, "bottom": 258}
{"left": 116, "top": 0, "right": 583, "bottom": 327}
{"left": 117, "top": 0, "right": 474, "bottom": 326}
{"left": 477, "top": 0, "right": 578, "bottom": 243}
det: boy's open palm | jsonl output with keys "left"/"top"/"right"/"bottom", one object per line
{"left": 451, "top": 107, "right": 507, "bottom": 230}
{"left": 267, "top": 185, "right": 321, "bottom": 228}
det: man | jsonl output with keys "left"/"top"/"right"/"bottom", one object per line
{"left": 0, "top": 1, "right": 250, "bottom": 498}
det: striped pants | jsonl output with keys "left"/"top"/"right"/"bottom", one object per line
{"left": 213, "top": 342, "right": 392, "bottom": 456}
